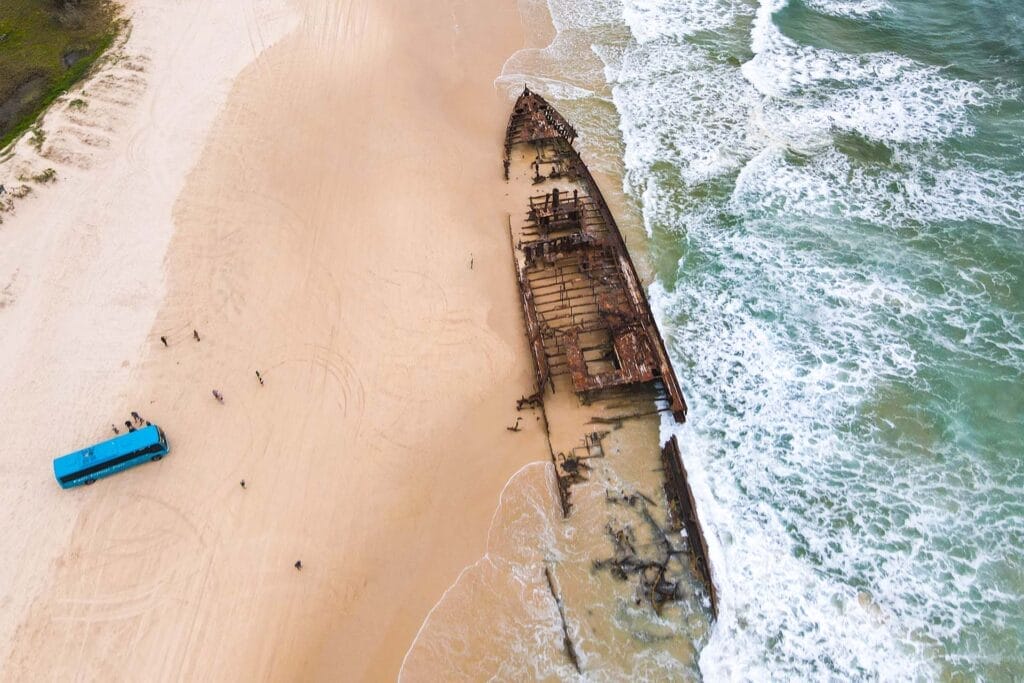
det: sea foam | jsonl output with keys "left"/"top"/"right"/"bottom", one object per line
{"left": 602, "top": 0, "right": 1024, "bottom": 677}
{"left": 495, "top": 0, "right": 1024, "bottom": 676}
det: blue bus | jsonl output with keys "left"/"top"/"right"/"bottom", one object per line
{"left": 53, "top": 425, "right": 170, "bottom": 489}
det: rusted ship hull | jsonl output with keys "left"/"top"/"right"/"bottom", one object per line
{"left": 503, "top": 87, "right": 688, "bottom": 423}
{"left": 502, "top": 87, "right": 718, "bottom": 621}
{"left": 662, "top": 435, "right": 718, "bottom": 618}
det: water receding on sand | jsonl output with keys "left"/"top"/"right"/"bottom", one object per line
{"left": 401, "top": 454, "right": 710, "bottom": 680}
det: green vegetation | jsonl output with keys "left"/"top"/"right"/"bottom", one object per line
{"left": 0, "top": 1, "right": 121, "bottom": 151}
{"left": 19, "top": 167, "right": 57, "bottom": 183}
{"left": 32, "top": 167, "right": 56, "bottom": 183}
{"left": 28, "top": 125, "right": 45, "bottom": 151}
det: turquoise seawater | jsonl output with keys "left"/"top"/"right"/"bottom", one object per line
{"left": 501, "top": 0, "right": 1023, "bottom": 678}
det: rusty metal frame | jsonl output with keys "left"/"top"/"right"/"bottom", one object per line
{"left": 661, "top": 435, "right": 717, "bottom": 619}
{"left": 504, "top": 87, "right": 688, "bottom": 422}
{"left": 509, "top": 218, "right": 551, "bottom": 396}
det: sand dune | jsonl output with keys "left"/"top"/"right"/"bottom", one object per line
{"left": 0, "top": 0, "right": 543, "bottom": 679}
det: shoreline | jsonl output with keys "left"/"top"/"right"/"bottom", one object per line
{"left": 0, "top": 0, "right": 700, "bottom": 678}
{"left": 399, "top": 86, "right": 709, "bottom": 680}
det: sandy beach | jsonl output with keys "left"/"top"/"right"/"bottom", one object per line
{"left": 0, "top": 0, "right": 553, "bottom": 679}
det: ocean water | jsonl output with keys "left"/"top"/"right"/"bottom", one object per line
{"left": 500, "top": 0, "right": 1024, "bottom": 678}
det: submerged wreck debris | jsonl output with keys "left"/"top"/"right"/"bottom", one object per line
{"left": 552, "top": 453, "right": 583, "bottom": 517}
{"left": 516, "top": 393, "right": 543, "bottom": 410}
{"left": 605, "top": 489, "right": 658, "bottom": 509}
{"left": 578, "top": 430, "right": 607, "bottom": 459}
{"left": 661, "top": 435, "right": 718, "bottom": 619}
{"left": 504, "top": 87, "right": 688, "bottom": 424}
{"left": 544, "top": 564, "right": 582, "bottom": 674}
{"left": 593, "top": 523, "right": 640, "bottom": 580}
{"left": 551, "top": 430, "right": 607, "bottom": 516}
{"left": 594, "top": 493, "right": 689, "bottom": 615}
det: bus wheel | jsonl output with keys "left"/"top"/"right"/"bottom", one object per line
{"left": 151, "top": 455, "right": 163, "bottom": 461}
{"left": 84, "top": 479, "right": 95, "bottom": 485}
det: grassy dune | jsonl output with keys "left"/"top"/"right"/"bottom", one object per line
{"left": 0, "top": 0, "right": 120, "bottom": 150}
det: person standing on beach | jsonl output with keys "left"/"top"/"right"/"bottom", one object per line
{"left": 111, "top": 424, "right": 119, "bottom": 435}
{"left": 131, "top": 411, "right": 142, "bottom": 424}
{"left": 212, "top": 390, "right": 224, "bottom": 403}
{"left": 160, "top": 336, "right": 168, "bottom": 347}
{"left": 294, "top": 560, "right": 302, "bottom": 571}
{"left": 193, "top": 329, "right": 201, "bottom": 342}
{"left": 125, "top": 421, "right": 135, "bottom": 432}
{"left": 255, "top": 370, "right": 264, "bottom": 385}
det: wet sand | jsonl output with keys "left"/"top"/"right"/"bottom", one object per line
{"left": 400, "top": 112, "right": 710, "bottom": 680}
{"left": 0, "top": 0, "right": 557, "bottom": 679}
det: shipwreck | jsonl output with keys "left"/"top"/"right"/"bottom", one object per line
{"left": 502, "top": 87, "right": 717, "bottom": 620}
{"left": 503, "top": 88, "right": 687, "bottom": 422}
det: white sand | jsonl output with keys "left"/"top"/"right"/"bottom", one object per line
{"left": 0, "top": 0, "right": 541, "bottom": 678}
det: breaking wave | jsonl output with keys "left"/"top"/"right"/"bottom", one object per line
{"left": 489, "top": 0, "right": 1024, "bottom": 677}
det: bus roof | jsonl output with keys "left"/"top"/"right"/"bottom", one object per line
{"left": 53, "top": 425, "right": 164, "bottom": 480}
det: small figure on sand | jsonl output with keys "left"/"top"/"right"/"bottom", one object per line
{"left": 160, "top": 335, "right": 168, "bottom": 347}
{"left": 131, "top": 411, "right": 142, "bottom": 425}
{"left": 255, "top": 370, "right": 264, "bottom": 386}
{"left": 240, "top": 479, "right": 246, "bottom": 489}
{"left": 506, "top": 417, "right": 522, "bottom": 432}
{"left": 212, "top": 389, "right": 224, "bottom": 403}
{"left": 193, "top": 329, "right": 201, "bottom": 342}
{"left": 111, "top": 424, "right": 119, "bottom": 435}
{"left": 470, "top": 253, "right": 474, "bottom": 270}
{"left": 125, "top": 420, "right": 135, "bottom": 432}
{"left": 145, "top": 420, "right": 152, "bottom": 427}
{"left": 294, "top": 560, "right": 302, "bottom": 571}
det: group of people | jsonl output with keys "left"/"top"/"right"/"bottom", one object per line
{"left": 154, "top": 327, "right": 301, "bottom": 569}
{"left": 158, "top": 328, "right": 202, "bottom": 348}
{"left": 212, "top": 369, "right": 264, "bottom": 402}
{"left": 111, "top": 411, "right": 149, "bottom": 435}
{"left": 157, "top": 327, "right": 267, "bottom": 402}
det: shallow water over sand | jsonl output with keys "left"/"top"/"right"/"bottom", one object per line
{"left": 495, "top": 0, "right": 1024, "bottom": 678}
